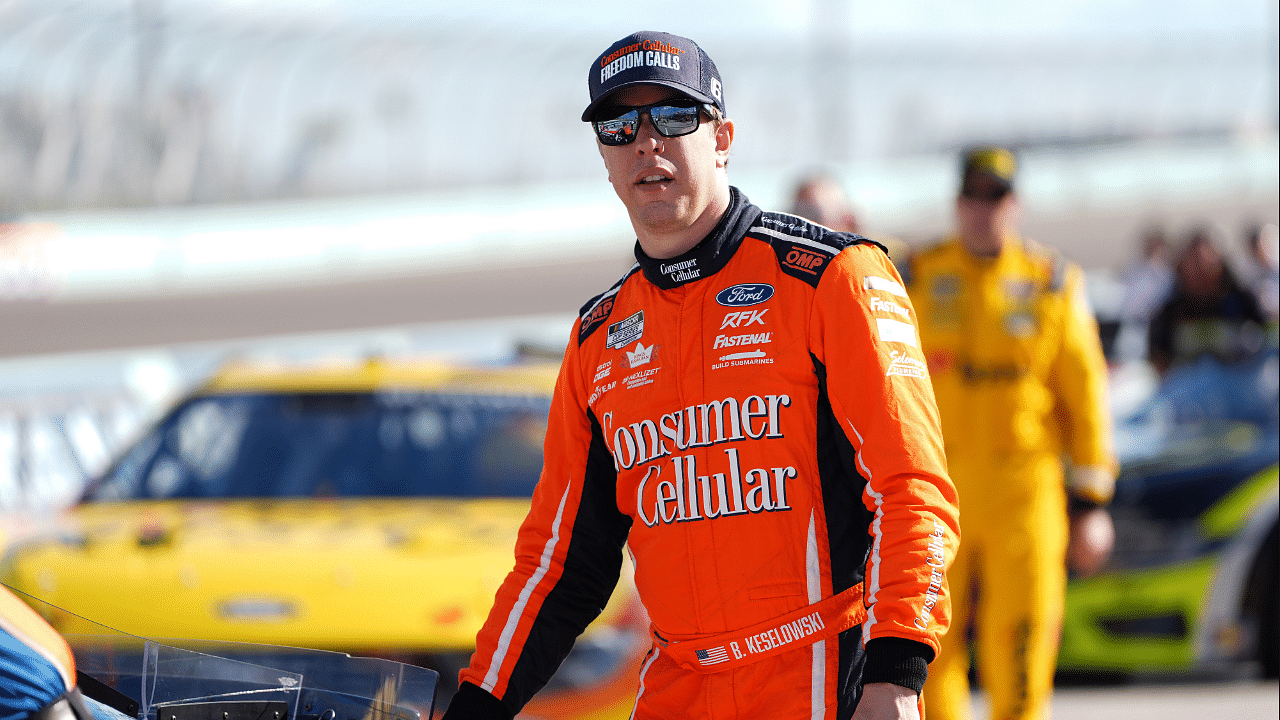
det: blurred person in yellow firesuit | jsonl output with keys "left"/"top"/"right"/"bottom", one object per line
{"left": 904, "top": 147, "right": 1117, "bottom": 720}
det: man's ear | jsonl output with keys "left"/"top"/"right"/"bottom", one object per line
{"left": 714, "top": 119, "right": 734, "bottom": 165}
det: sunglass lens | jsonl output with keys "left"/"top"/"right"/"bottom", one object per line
{"left": 596, "top": 110, "right": 639, "bottom": 145}
{"left": 650, "top": 105, "right": 700, "bottom": 137}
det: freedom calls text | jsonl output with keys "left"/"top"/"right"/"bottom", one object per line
{"left": 602, "top": 393, "right": 797, "bottom": 529}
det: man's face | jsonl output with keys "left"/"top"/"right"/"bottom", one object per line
{"left": 955, "top": 172, "right": 1017, "bottom": 243}
{"left": 595, "top": 84, "right": 733, "bottom": 242}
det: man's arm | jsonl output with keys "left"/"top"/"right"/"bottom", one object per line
{"left": 1048, "top": 264, "right": 1118, "bottom": 576}
{"left": 810, "top": 244, "right": 961, "bottom": 694}
{"left": 445, "top": 323, "right": 632, "bottom": 718}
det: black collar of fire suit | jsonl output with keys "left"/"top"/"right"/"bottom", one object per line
{"left": 634, "top": 186, "right": 763, "bottom": 290}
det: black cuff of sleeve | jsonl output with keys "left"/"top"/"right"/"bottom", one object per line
{"left": 440, "top": 682, "right": 513, "bottom": 720}
{"left": 1068, "top": 495, "right": 1105, "bottom": 514}
{"left": 862, "top": 637, "right": 933, "bottom": 693}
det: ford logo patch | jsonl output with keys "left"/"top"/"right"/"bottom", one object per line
{"left": 716, "top": 283, "right": 775, "bottom": 307}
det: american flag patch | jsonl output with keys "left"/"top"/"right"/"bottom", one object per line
{"left": 695, "top": 646, "right": 730, "bottom": 665}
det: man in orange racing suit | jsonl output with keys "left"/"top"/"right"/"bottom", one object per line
{"left": 441, "top": 32, "right": 959, "bottom": 720}
{"left": 909, "top": 148, "right": 1116, "bottom": 720}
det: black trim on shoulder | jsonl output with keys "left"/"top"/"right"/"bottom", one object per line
{"left": 749, "top": 212, "right": 884, "bottom": 288}
{"left": 577, "top": 264, "right": 641, "bottom": 346}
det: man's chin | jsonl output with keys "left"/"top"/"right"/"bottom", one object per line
{"left": 631, "top": 200, "right": 690, "bottom": 232}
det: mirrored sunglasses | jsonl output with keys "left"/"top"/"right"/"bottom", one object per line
{"left": 592, "top": 100, "right": 712, "bottom": 146}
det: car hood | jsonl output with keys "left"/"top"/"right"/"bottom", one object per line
{"left": 1, "top": 498, "right": 539, "bottom": 651}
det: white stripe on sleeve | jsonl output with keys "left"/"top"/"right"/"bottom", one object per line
{"left": 482, "top": 485, "right": 571, "bottom": 693}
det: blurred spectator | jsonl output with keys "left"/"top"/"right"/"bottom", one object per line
{"left": 788, "top": 170, "right": 912, "bottom": 266}
{"left": 1147, "top": 225, "right": 1270, "bottom": 375}
{"left": 1240, "top": 222, "right": 1279, "bottom": 320}
{"left": 1119, "top": 224, "right": 1175, "bottom": 323}
{"left": 788, "top": 171, "right": 861, "bottom": 233}
{"left": 907, "top": 146, "right": 1117, "bottom": 720}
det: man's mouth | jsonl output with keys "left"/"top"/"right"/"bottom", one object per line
{"left": 637, "top": 174, "right": 672, "bottom": 185}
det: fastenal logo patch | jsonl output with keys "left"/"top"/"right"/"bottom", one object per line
{"left": 869, "top": 296, "right": 910, "bottom": 318}
{"left": 713, "top": 332, "right": 772, "bottom": 349}
{"left": 606, "top": 311, "right": 644, "bottom": 349}
{"left": 715, "top": 283, "right": 775, "bottom": 307}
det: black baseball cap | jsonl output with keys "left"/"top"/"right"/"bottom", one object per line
{"left": 960, "top": 146, "right": 1017, "bottom": 192}
{"left": 582, "top": 31, "right": 726, "bottom": 122}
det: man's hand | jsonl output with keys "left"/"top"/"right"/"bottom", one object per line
{"left": 1067, "top": 506, "right": 1115, "bottom": 577}
{"left": 852, "top": 683, "right": 919, "bottom": 720}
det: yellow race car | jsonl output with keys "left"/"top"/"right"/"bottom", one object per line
{"left": 1, "top": 358, "right": 649, "bottom": 719}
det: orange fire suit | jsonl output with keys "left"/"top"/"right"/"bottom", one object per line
{"left": 446, "top": 188, "right": 959, "bottom": 720}
{"left": 905, "top": 236, "right": 1115, "bottom": 720}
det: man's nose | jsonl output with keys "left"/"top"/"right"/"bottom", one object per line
{"left": 633, "top": 112, "right": 664, "bottom": 152}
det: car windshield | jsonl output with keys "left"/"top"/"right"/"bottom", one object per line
{"left": 85, "top": 390, "right": 551, "bottom": 501}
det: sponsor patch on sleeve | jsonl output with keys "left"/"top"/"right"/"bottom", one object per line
{"left": 876, "top": 318, "right": 918, "bottom": 347}
{"left": 863, "top": 275, "right": 908, "bottom": 297}
{"left": 886, "top": 350, "right": 928, "bottom": 379}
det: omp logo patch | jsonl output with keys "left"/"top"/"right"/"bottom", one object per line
{"left": 585, "top": 298, "right": 614, "bottom": 325}
{"left": 607, "top": 310, "right": 645, "bottom": 349}
{"left": 578, "top": 296, "right": 616, "bottom": 344}
{"left": 783, "top": 247, "right": 826, "bottom": 275}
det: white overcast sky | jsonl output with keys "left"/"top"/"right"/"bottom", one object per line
{"left": 156, "top": 0, "right": 1276, "bottom": 43}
